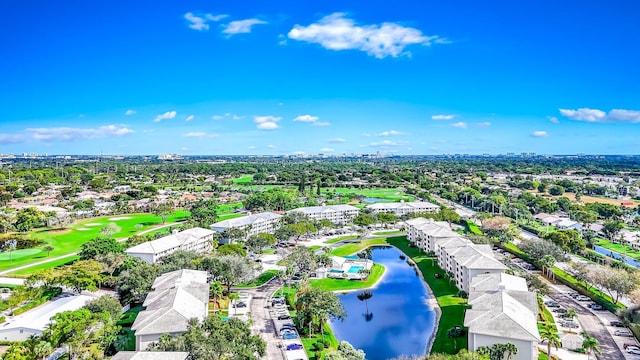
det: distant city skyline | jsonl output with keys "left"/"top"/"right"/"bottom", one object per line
{"left": 1, "top": 1, "right": 639, "bottom": 155}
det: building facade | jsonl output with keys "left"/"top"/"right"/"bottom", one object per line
{"left": 125, "top": 227, "right": 215, "bottom": 264}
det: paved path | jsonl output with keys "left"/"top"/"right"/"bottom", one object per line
{"left": 0, "top": 222, "right": 179, "bottom": 276}
{"left": 246, "top": 281, "right": 285, "bottom": 360}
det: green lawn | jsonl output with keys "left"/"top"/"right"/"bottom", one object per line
{"left": 0, "top": 249, "right": 42, "bottom": 261}
{"left": 217, "top": 202, "right": 244, "bottom": 214}
{"left": 117, "top": 305, "right": 144, "bottom": 326}
{"left": 10, "top": 255, "right": 79, "bottom": 276}
{"left": 329, "top": 187, "right": 415, "bottom": 202}
{"left": 323, "top": 235, "right": 358, "bottom": 244}
{"left": 309, "top": 263, "right": 385, "bottom": 292}
{"left": 330, "top": 238, "right": 389, "bottom": 256}
{"left": 464, "top": 220, "right": 483, "bottom": 236}
{"left": 373, "top": 230, "right": 405, "bottom": 236}
{"left": 386, "top": 236, "right": 467, "bottom": 354}
{"left": 236, "top": 270, "right": 278, "bottom": 288}
{"left": 0, "top": 210, "right": 189, "bottom": 274}
{"left": 232, "top": 175, "right": 253, "bottom": 183}
{"left": 302, "top": 323, "right": 339, "bottom": 359}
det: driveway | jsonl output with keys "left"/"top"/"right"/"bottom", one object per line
{"left": 246, "top": 281, "right": 286, "bottom": 360}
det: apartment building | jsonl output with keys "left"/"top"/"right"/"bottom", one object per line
{"left": 210, "top": 212, "right": 282, "bottom": 240}
{"left": 286, "top": 204, "right": 359, "bottom": 225}
{"left": 125, "top": 227, "right": 215, "bottom": 264}
{"left": 366, "top": 201, "right": 439, "bottom": 216}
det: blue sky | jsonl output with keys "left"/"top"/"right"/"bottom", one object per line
{"left": 1, "top": 0, "right": 639, "bottom": 155}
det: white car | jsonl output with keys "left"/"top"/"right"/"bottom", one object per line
{"left": 627, "top": 346, "right": 640, "bottom": 355}
{"left": 615, "top": 329, "right": 634, "bottom": 337}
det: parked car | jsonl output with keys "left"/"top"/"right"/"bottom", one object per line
{"left": 623, "top": 343, "right": 639, "bottom": 349}
{"left": 552, "top": 308, "right": 567, "bottom": 314}
{"left": 286, "top": 343, "right": 304, "bottom": 351}
{"left": 590, "top": 304, "right": 605, "bottom": 310}
{"left": 561, "top": 320, "right": 579, "bottom": 328}
{"left": 277, "top": 314, "right": 292, "bottom": 320}
{"left": 627, "top": 347, "right": 640, "bottom": 355}
{"left": 233, "top": 301, "right": 247, "bottom": 308}
{"left": 614, "top": 329, "right": 634, "bottom": 337}
{"left": 576, "top": 295, "right": 591, "bottom": 301}
{"left": 568, "top": 292, "right": 580, "bottom": 298}
{"left": 544, "top": 301, "right": 560, "bottom": 308}
{"left": 282, "top": 332, "right": 299, "bottom": 340}
{"left": 611, "top": 320, "right": 626, "bottom": 327}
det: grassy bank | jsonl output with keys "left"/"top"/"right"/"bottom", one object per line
{"left": 324, "top": 235, "right": 358, "bottom": 244}
{"left": 236, "top": 270, "right": 278, "bottom": 288}
{"left": 330, "top": 238, "right": 389, "bottom": 256}
{"left": 386, "top": 236, "right": 467, "bottom": 354}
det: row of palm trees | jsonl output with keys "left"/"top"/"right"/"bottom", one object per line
{"left": 539, "top": 323, "right": 601, "bottom": 360}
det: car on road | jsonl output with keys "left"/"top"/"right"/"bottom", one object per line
{"left": 282, "top": 332, "right": 299, "bottom": 340}
{"left": 576, "top": 295, "right": 591, "bottom": 301}
{"left": 277, "top": 314, "right": 292, "bottom": 320}
{"left": 544, "top": 301, "right": 560, "bottom": 308}
{"left": 623, "top": 343, "right": 639, "bottom": 349}
{"left": 286, "top": 343, "right": 303, "bottom": 351}
{"left": 568, "top": 292, "right": 580, "bottom": 298}
{"left": 614, "top": 329, "right": 634, "bottom": 337}
{"left": 611, "top": 320, "right": 626, "bottom": 327}
{"left": 552, "top": 308, "right": 567, "bottom": 314}
{"left": 589, "top": 303, "right": 605, "bottom": 310}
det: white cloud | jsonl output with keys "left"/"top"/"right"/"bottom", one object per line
{"left": 287, "top": 13, "right": 447, "bottom": 59}
{"left": 432, "top": 114, "right": 455, "bottom": 120}
{"left": 476, "top": 122, "right": 491, "bottom": 128}
{"left": 319, "top": 147, "right": 334, "bottom": 152}
{"left": 254, "top": 115, "right": 281, "bottom": 130}
{"left": 0, "top": 134, "right": 24, "bottom": 145}
{"left": 184, "top": 132, "right": 219, "bottom": 138}
{"left": 293, "top": 115, "right": 319, "bottom": 123}
{"left": 212, "top": 115, "right": 224, "bottom": 120}
{"left": 125, "top": 109, "right": 136, "bottom": 116}
{"left": 451, "top": 122, "right": 467, "bottom": 129}
{"left": 559, "top": 108, "right": 640, "bottom": 123}
{"left": 185, "top": 115, "right": 194, "bottom": 122}
{"left": 328, "top": 138, "right": 346, "bottom": 143}
{"left": 232, "top": 115, "right": 242, "bottom": 120}
{"left": 26, "top": 125, "right": 134, "bottom": 142}
{"left": 370, "top": 140, "right": 408, "bottom": 147}
{"left": 377, "top": 130, "right": 405, "bottom": 137}
{"left": 223, "top": 19, "right": 267, "bottom": 35}
{"left": 313, "top": 121, "right": 331, "bottom": 127}
{"left": 548, "top": 116, "right": 559, "bottom": 124}
{"left": 184, "top": 12, "right": 228, "bottom": 31}
{"left": 531, "top": 131, "right": 549, "bottom": 138}
{"left": 154, "top": 111, "right": 177, "bottom": 122}
{"left": 267, "top": 144, "right": 276, "bottom": 149}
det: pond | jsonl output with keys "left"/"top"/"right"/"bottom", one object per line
{"left": 593, "top": 245, "right": 640, "bottom": 268}
{"left": 329, "top": 246, "right": 436, "bottom": 360}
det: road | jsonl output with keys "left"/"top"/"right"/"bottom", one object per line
{"left": 0, "top": 222, "right": 178, "bottom": 276}
{"left": 247, "top": 281, "right": 286, "bottom": 360}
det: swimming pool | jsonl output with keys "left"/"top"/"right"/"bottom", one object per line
{"left": 348, "top": 265, "right": 364, "bottom": 273}
{"left": 330, "top": 269, "right": 344, "bottom": 273}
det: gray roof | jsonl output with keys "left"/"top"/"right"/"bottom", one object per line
{"left": 111, "top": 352, "right": 189, "bottom": 360}
{"left": 125, "top": 227, "right": 213, "bottom": 255}
{"left": 211, "top": 212, "right": 281, "bottom": 230}
{"left": 405, "top": 218, "right": 458, "bottom": 238}
{"left": 286, "top": 204, "right": 359, "bottom": 214}
{"left": 470, "top": 273, "right": 528, "bottom": 293}
{"left": 132, "top": 269, "right": 208, "bottom": 336}
{"left": 465, "top": 290, "right": 540, "bottom": 342}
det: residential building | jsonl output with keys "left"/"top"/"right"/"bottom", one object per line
{"left": 125, "top": 228, "right": 215, "bottom": 264}
{"left": 465, "top": 285, "right": 539, "bottom": 360}
{"left": 286, "top": 204, "right": 359, "bottom": 225}
{"left": 0, "top": 295, "right": 95, "bottom": 341}
{"left": 210, "top": 212, "right": 282, "bottom": 240}
{"left": 404, "top": 217, "right": 458, "bottom": 253}
{"left": 131, "top": 269, "right": 209, "bottom": 351}
{"left": 111, "top": 352, "right": 189, "bottom": 360}
{"left": 366, "top": 201, "right": 439, "bottom": 217}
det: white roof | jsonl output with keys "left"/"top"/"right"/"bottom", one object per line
{"left": 111, "top": 352, "right": 189, "bottom": 360}
{"left": 0, "top": 294, "right": 94, "bottom": 333}
{"left": 132, "top": 269, "right": 209, "bottom": 336}
{"left": 555, "top": 219, "right": 579, "bottom": 227}
{"left": 405, "top": 218, "right": 458, "bottom": 238}
{"left": 287, "top": 204, "right": 358, "bottom": 214}
{"left": 470, "top": 273, "right": 528, "bottom": 293}
{"left": 125, "top": 227, "right": 213, "bottom": 255}
{"left": 464, "top": 290, "right": 540, "bottom": 342}
{"left": 211, "top": 212, "right": 281, "bottom": 230}
{"left": 366, "top": 201, "right": 439, "bottom": 211}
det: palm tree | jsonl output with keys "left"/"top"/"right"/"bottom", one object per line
{"left": 33, "top": 341, "right": 52, "bottom": 360}
{"left": 210, "top": 281, "right": 224, "bottom": 313}
{"left": 582, "top": 334, "right": 601, "bottom": 360}
{"left": 540, "top": 325, "right": 562, "bottom": 360}
{"left": 565, "top": 308, "right": 577, "bottom": 321}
